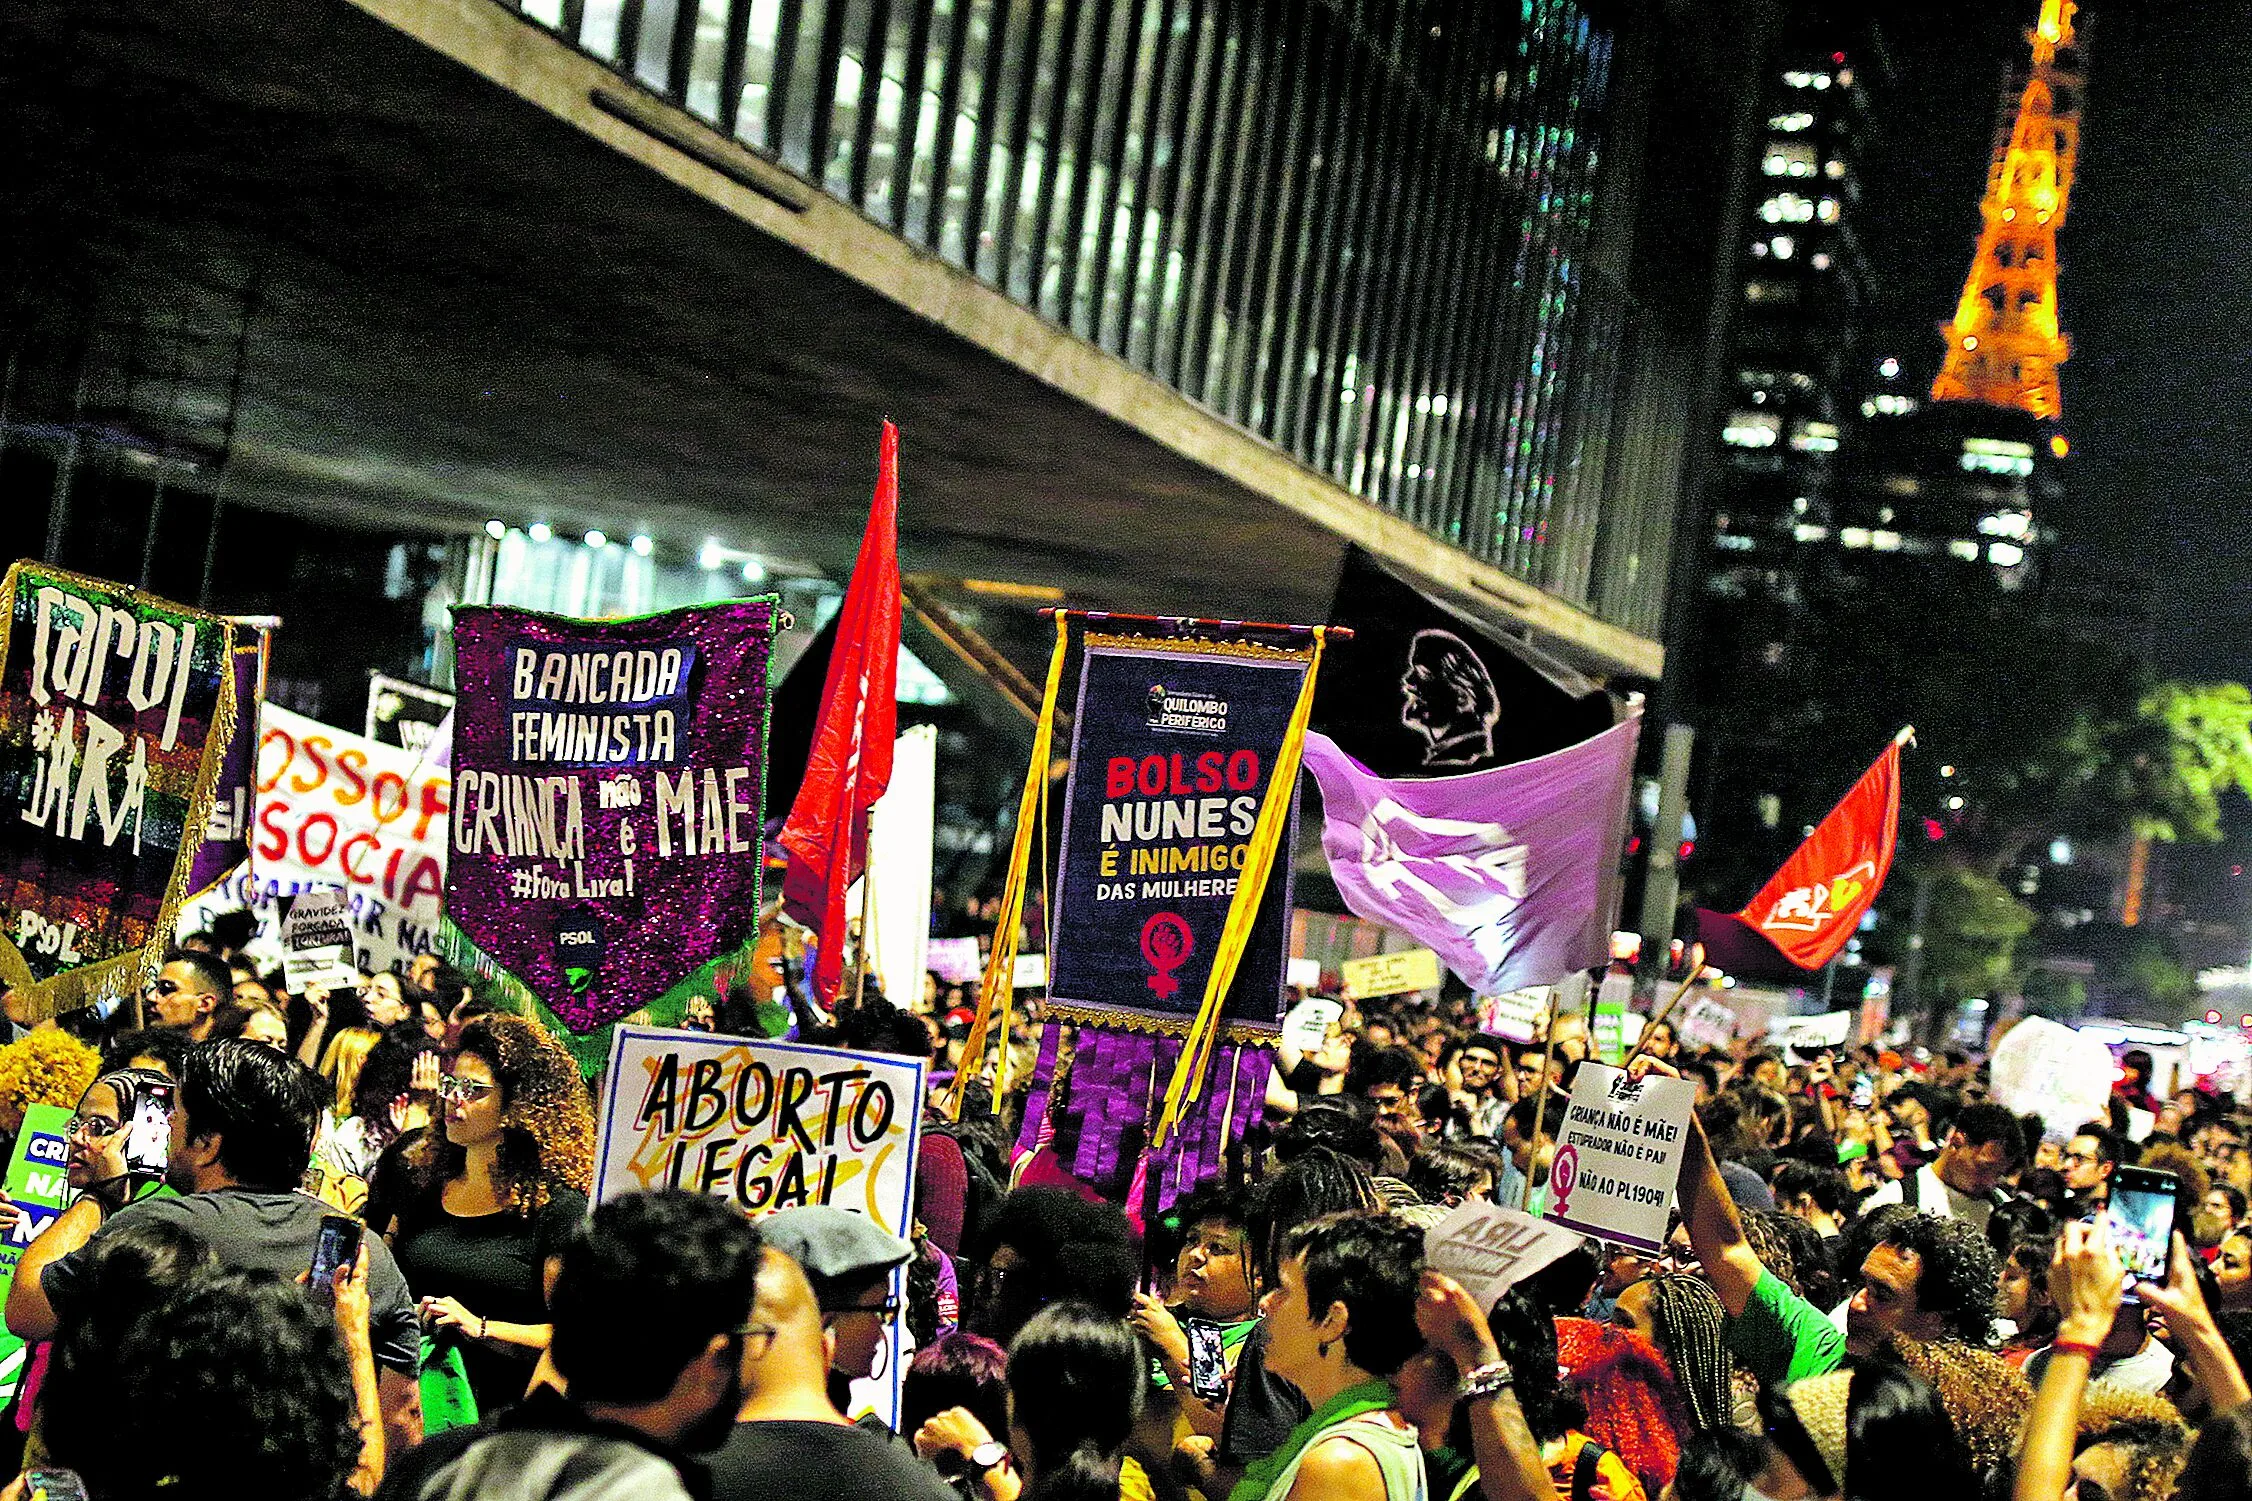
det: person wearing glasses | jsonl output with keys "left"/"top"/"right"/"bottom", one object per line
{"left": 0, "top": 1068, "right": 176, "bottom": 1466}
{"left": 761, "top": 1204, "right": 917, "bottom": 1422}
{"left": 713, "top": 1243, "right": 958, "bottom": 1501}
{"left": 143, "top": 948, "right": 231, "bottom": 1041}
{"left": 390, "top": 1014, "right": 595, "bottom": 1416}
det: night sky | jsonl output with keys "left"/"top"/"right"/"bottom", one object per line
{"left": 1853, "top": 0, "right": 2252, "bottom": 681}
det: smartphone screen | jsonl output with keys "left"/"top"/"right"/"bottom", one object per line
{"left": 122, "top": 1082, "right": 173, "bottom": 1176}
{"left": 2103, "top": 1165, "right": 2178, "bottom": 1295}
{"left": 25, "top": 1469, "right": 90, "bottom": 1501}
{"left": 1185, "top": 1319, "right": 1228, "bottom": 1402}
{"left": 309, "top": 1215, "right": 364, "bottom": 1299}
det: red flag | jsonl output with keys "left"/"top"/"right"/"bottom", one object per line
{"left": 780, "top": 421, "right": 902, "bottom": 1001}
{"left": 1733, "top": 736, "right": 1903, "bottom": 970}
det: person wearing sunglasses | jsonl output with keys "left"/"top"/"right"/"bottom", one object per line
{"left": 143, "top": 949, "right": 231, "bottom": 1042}
{"left": 0, "top": 1068, "right": 176, "bottom": 1465}
{"left": 389, "top": 1014, "right": 596, "bottom": 1418}
{"left": 762, "top": 1204, "right": 917, "bottom": 1422}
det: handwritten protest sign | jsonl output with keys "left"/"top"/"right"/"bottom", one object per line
{"left": 1767, "top": 1010, "right": 1853, "bottom": 1050}
{"left": 1478, "top": 988, "right": 1551, "bottom": 1044}
{"left": 449, "top": 600, "right": 781, "bottom": 1033}
{"left": 1679, "top": 996, "right": 1738, "bottom": 1050}
{"left": 1342, "top": 947, "right": 1443, "bottom": 1000}
{"left": 1282, "top": 997, "right": 1342, "bottom": 1054}
{"left": 0, "top": 566, "right": 236, "bottom": 1018}
{"left": 254, "top": 704, "right": 450, "bottom": 965}
{"left": 1425, "top": 1202, "right": 1582, "bottom": 1315}
{"left": 0, "top": 1105, "right": 77, "bottom": 1400}
{"left": 1545, "top": 1062, "right": 1696, "bottom": 1252}
{"left": 594, "top": 1028, "right": 925, "bottom": 1422}
{"left": 282, "top": 889, "right": 360, "bottom": 994}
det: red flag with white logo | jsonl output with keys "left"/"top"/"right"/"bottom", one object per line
{"left": 1733, "top": 736, "right": 1903, "bottom": 970}
{"left": 780, "top": 421, "right": 901, "bottom": 1002}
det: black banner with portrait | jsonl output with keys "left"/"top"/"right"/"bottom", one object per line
{"left": 1312, "top": 548, "right": 1614, "bottom": 778}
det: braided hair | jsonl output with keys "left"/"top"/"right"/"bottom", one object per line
{"left": 1643, "top": 1274, "right": 1732, "bottom": 1434}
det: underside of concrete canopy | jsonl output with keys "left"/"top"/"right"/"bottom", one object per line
{"left": 0, "top": 0, "right": 1663, "bottom": 679}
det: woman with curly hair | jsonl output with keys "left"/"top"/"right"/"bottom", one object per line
{"left": 388, "top": 1013, "right": 594, "bottom": 1413}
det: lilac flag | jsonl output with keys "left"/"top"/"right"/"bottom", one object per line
{"left": 1302, "top": 710, "right": 1643, "bottom": 994}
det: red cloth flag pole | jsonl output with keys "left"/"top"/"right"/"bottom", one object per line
{"left": 1732, "top": 728, "right": 1910, "bottom": 971}
{"left": 780, "top": 421, "right": 902, "bottom": 1002}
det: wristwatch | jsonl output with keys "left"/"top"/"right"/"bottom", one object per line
{"left": 969, "top": 1442, "right": 1010, "bottom": 1474}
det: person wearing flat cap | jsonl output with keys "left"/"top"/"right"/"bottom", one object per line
{"left": 762, "top": 1205, "right": 916, "bottom": 1418}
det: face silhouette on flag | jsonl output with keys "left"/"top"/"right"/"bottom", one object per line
{"left": 1314, "top": 549, "right": 1613, "bottom": 778}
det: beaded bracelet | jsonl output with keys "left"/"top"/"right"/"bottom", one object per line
{"left": 1459, "top": 1361, "right": 1516, "bottom": 1402}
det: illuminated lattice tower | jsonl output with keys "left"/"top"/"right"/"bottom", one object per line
{"left": 1930, "top": 0, "right": 2084, "bottom": 422}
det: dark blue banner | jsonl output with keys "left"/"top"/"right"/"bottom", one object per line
{"left": 1047, "top": 641, "right": 1304, "bottom": 1032}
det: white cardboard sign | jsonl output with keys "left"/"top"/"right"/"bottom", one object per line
{"left": 1545, "top": 1062, "right": 1696, "bottom": 1253}
{"left": 1425, "top": 1202, "right": 1582, "bottom": 1314}
{"left": 280, "top": 889, "right": 359, "bottom": 993}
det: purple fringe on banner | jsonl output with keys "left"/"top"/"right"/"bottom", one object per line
{"left": 1012, "top": 1024, "right": 1067, "bottom": 1163}
{"left": 1011, "top": 1023, "right": 1272, "bottom": 1214}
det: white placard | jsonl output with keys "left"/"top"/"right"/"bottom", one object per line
{"left": 1766, "top": 1009, "right": 1852, "bottom": 1050}
{"left": 1282, "top": 997, "right": 1343, "bottom": 1055}
{"left": 1287, "top": 957, "right": 1322, "bottom": 990}
{"left": 281, "top": 889, "right": 360, "bottom": 993}
{"left": 594, "top": 1027, "right": 926, "bottom": 1426}
{"left": 1012, "top": 952, "right": 1047, "bottom": 990}
{"left": 1679, "top": 996, "right": 1737, "bottom": 1050}
{"left": 1478, "top": 988, "right": 1551, "bottom": 1044}
{"left": 1426, "top": 1202, "right": 1583, "bottom": 1314}
{"left": 1545, "top": 1062, "right": 1696, "bottom": 1253}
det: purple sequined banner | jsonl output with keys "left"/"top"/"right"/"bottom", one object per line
{"left": 448, "top": 599, "right": 780, "bottom": 1033}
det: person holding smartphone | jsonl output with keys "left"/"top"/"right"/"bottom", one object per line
{"left": 0, "top": 1069, "right": 176, "bottom": 1469}
{"left": 1126, "top": 1187, "right": 1261, "bottom": 1443}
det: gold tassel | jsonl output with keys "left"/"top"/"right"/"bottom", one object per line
{"left": 947, "top": 611, "right": 1070, "bottom": 1118}
{"left": 1153, "top": 627, "right": 1326, "bottom": 1147}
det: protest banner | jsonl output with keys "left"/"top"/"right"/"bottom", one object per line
{"left": 925, "top": 937, "right": 983, "bottom": 986}
{"left": 1478, "top": 988, "right": 1551, "bottom": 1044}
{"left": 0, "top": 1104, "right": 77, "bottom": 1400}
{"left": 1282, "top": 996, "right": 1342, "bottom": 1055}
{"left": 1679, "top": 996, "right": 1738, "bottom": 1051}
{"left": 253, "top": 704, "right": 450, "bottom": 967}
{"left": 448, "top": 599, "right": 781, "bottom": 1034}
{"left": 1988, "top": 1015, "right": 2117, "bottom": 1136}
{"left": 0, "top": 565, "right": 237, "bottom": 1018}
{"left": 177, "top": 861, "right": 424, "bottom": 981}
{"left": 1546, "top": 1062, "right": 1696, "bottom": 1252}
{"left": 184, "top": 621, "right": 269, "bottom": 900}
{"left": 1766, "top": 1010, "right": 1853, "bottom": 1051}
{"left": 1425, "top": 1202, "right": 1582, "bottom": 1315}
{"left": 282, "top": 888, "right": 360, "bottom": 993}
{"left": 1592, "top": 1000, "right": 1640, "bottom": 1064}
{"left": 1046, "top": 635, "right": 1310, "bottom": 1035}
{"left": 594, "top": 1027, "right": 924, "bottom": 1423}
{"left": 1341, "top": 947, "right": 1442, "bottom": 1000}
{"left": 365, "top": 672, "right": 455, "bottom": 754}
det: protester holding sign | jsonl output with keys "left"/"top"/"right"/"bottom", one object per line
{"left": 389, "top": 1015, "right": 594, "bottom": 1416}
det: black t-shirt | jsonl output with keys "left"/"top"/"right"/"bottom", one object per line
{"left": 392, "top": 1184, "right": 588, "bottom": 1414}
{"left": 44, "top": 1187, "right": 422, "bottom": 1373}
{"left": 1216, "top": 1318, "right": 1310, "bottom": 1469}
{"left": 706, "top": 1419, "right": 959, "bottom": 1501}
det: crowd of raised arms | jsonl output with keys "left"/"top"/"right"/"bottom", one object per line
{"left": 0, "top": 931, "right": 2244, "bottom": 1501}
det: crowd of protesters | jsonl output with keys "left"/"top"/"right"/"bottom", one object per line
{"left": 0, "top": 923, "right": 2247, "bottom": 1501}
